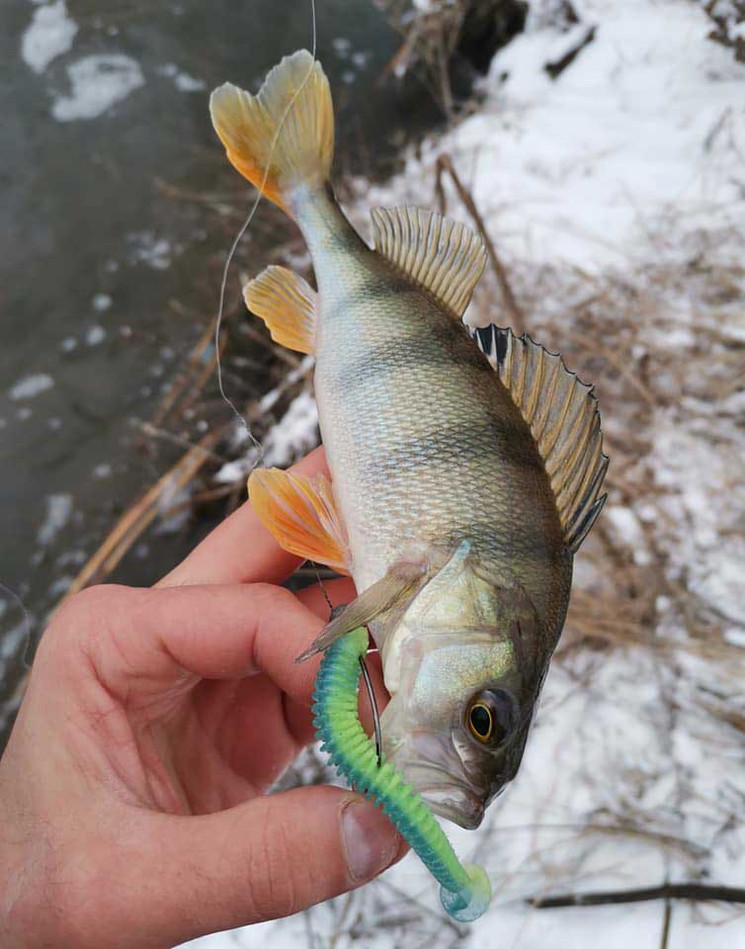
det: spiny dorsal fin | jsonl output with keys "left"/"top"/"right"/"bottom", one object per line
{"left": 371, "top": 207, "right": 487, "bottom": 316}
{"left": 244, "top": 265, "right": 317, "bottom": 354}
{"left": 472, "top": 324, "right": 608, "bottom": 553}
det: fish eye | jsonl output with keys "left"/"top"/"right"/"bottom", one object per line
{"left": 468, "top": 703, "right": 493, "bottom": 742}
{"left": 466, "top": 689, "right": 517, "bottom": 746}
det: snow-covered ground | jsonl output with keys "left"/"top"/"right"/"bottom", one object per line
{"left": 184, "top": 0, "right": 745, "bottom": 946}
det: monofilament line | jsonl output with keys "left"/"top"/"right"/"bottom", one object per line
{"left": 213, "top": 0, "right": 318, "bottom": 463}
{"left": 0, "top": 582, "right": 33, "bottom": 670}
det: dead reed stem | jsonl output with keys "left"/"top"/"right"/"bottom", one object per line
{"left": 434, "top": 153, "right": 526, "bottom": 334}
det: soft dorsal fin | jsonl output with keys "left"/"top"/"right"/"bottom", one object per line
{"left": 371, "top": 207, "right": 487, "bottom": 316}
{"left": 244, "top": 266, "right": 317, "bottom": 354}
{"left": 472, "top": 324, "right": 608, "bottom": 553}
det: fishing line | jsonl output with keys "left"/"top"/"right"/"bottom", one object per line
{"left": 0, "top": 582, "right": 34, "bottom": 671}
{"left": 213, "top": 0, "right": 318, "bottom": 464}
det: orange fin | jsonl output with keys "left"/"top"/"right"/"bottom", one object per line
{"left": 248, "top": 468, "right": 350, "bottom": 574}
{"left": 244, "top": 266, "right": 317, "bottom": 354}
{"left": 209, "top": 50, "right": 334, "bottom": 217}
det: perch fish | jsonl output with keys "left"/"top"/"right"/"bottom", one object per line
{"left": 210, "top": 51, "right": 607, "bottom": 835}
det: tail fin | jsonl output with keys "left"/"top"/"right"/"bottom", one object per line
{"left": 209, "top": 50, "right": 334, "bottom": 217}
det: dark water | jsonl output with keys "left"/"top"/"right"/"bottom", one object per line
{"left": 0, "top": 0, "right": 441, "bottom": 733}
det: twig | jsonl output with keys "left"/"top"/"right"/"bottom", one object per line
{"left": 529, "top": 883, "right": 745, "bottom": 909}
{"left": 65, "top": 424, "right": 229, "bottom": 596}
{"left": 138, "top": 422, "right": 230, "bottom": 464}
{"left": 150, "top": 307, "right": 222, "bottom": 429}
{"left": 660, "top": 900, "right": 672, "bottom": 949}
{"left": 434, "top": 153, "right": 525, "bottom": 335}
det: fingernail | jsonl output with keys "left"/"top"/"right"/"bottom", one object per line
{"left": 341, "top": 800, "right": 400, "bottom": 883}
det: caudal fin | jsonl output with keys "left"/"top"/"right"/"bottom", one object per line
{"left": 210, "top": 50, "right": 334, "bottom": 217}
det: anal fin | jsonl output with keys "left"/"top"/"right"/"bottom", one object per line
{"left": 244, "top": 266, "right": 317, "bottom": 354}
{"left": 248, "top": 468, "right": 349, "bottom": 573}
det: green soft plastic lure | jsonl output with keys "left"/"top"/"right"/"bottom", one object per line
{"left": 312, "top": 627, "right": 492, "bottom": 922}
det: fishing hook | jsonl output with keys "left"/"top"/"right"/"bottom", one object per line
{"left": 313, "top": 565, "right": 383, "bottom": 768}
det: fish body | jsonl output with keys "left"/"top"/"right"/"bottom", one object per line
{"left": 300, "top": 188, "right": 569, "bottom": 612}
{"left": 210, "top": 51, "right": 606, "bottom": 829}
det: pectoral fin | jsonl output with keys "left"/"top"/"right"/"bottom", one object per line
{"left": 248, "top": 468, "right": 349, "bottom": 573}
{"left": 296, "top": 559, "right": 428, "bottom": 662}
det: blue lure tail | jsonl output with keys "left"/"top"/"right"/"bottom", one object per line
{"left": 312, "top": 626, "right": 491, "bottom": 922}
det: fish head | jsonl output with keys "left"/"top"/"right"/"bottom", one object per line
{"left": 379, "top": 541, "right": 543, "bottom": 829}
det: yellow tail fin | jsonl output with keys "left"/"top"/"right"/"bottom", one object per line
{"left": 209, "top": 50, "right": 334, "bottom": 217}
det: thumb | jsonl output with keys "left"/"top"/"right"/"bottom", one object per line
{"left": 123, "top": 787, "right": 404, "bottom": 946}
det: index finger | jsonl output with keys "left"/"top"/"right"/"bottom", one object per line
{"left": 59, "top": 582, "right": 324, "bottom": 705}
{"left": 159, "top": 445, "right": 328, "bottom": 588}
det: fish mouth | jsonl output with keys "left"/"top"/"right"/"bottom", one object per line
{"left": 385, "top": 740, "right": 487, "bottom": 830}
{"left": 416, "top": 773, "right": 485, "bottom": 829}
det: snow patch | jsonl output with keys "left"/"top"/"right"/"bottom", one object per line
{"left": 262, "top": 391, "right": 319, "bottom": 467}
{"left": 157, "top": 62, "right": 205, "bottom": 92}
{"left": 92, "top": 293, "right": 112, "bottom": 312}
{"left": 52, "top": 54, "right": 144, "bottom": 121}
{"left": 85, "top": 325, "right": 106, "bottom": 346}
{"left": 127, "top": 230, "right": 177, "bottom": 270}
{"left": 21, "top": 0, "right": 78, "bottom": 74}
{"left": 215, "top": 390, "right": 319, "bottom": 485}
{"left": 361, "top": 0, "right": 745, "bottom": 273}
{"left": 36, "top": 493, "right": 73, "bottom": 546}
{"left": 8, "top": 373, "right": 54, "bottom": 400}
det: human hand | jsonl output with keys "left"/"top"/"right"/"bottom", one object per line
{"left": 0, "top": 449, "right": 404, "bottom": 948}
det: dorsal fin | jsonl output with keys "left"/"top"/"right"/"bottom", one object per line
{"left": 472, "top": 324, "right": 608, "bottom": 553}
{"left": 371, "top": 207, "right": 487, "bottom": 316}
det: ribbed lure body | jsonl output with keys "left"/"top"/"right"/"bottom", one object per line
{"left": 312, "top": 626, "right": 491, "bottom": 922}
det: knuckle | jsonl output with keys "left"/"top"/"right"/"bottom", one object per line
{"left": 244, "top": 814, "right": 299, "bottom": 921}
{"left": 250, "top": 582, "right": 296, "bottom": 612}
{"left": 39, "top": 585, "right": 132, "bottom": 665}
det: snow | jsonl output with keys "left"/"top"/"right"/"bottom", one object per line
{"left": 8, "top": 373, "right": 54, "bottom": 400}
{"left": 52, "top": 54, "right": 144, "bottom": 121}
{"left": 36, "top": 493, "right": 73, "bottom": 546}
{"left": 92, "top": 293, "right": 112, "bottom": 312}
{"left": 359, "top": 0, "right": 745, "bottom": 274}
{"left": 261, "top": 391, "right": 319, "bottom": 466}
{"left": 215, "top": 389, "right": 318, "bottom": 484}
{"left": 127, "top": 230, "right": 177, "bottom": 269}
{"left": 21, "top": 0, "right": 78, "bottom": 74}
{"left": 180, "top": 0, "right": 745, "bottom": 944}
{"left": 157, "top": 62, "right": 206, "bottom": 92}
{"left": 85, "top": 325, "right": 106, "bottom": 346}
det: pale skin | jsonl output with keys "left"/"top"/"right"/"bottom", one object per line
{"left": 0, "top": 447, "right": 405, "bottom": 948}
